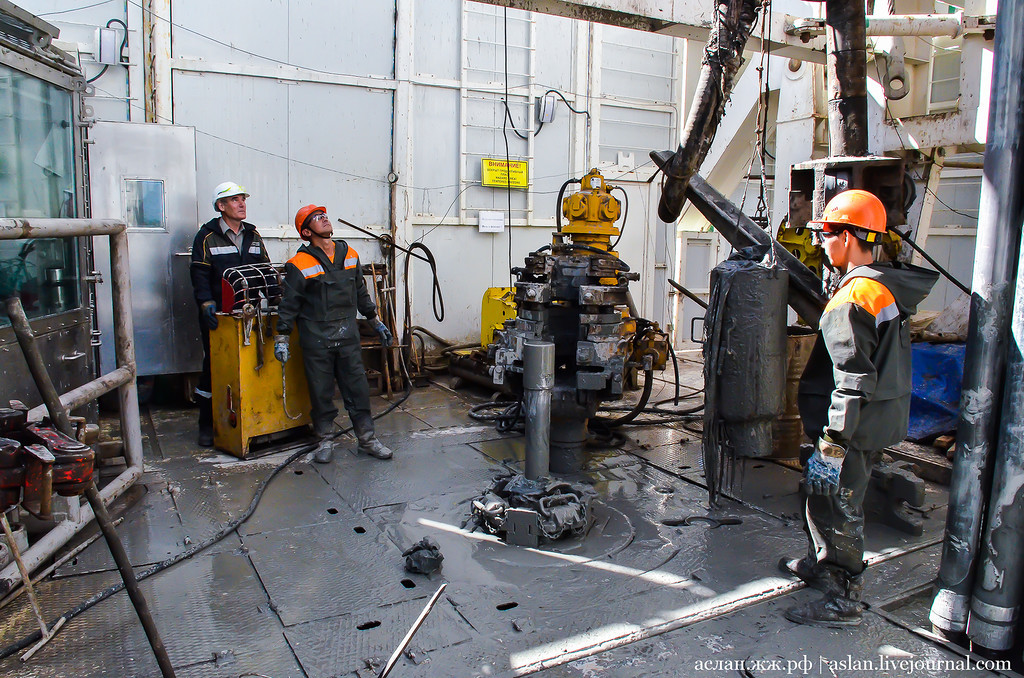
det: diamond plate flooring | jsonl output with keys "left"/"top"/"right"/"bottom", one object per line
{"left": 0, "top": 381, "right": 976, "bottom": 678}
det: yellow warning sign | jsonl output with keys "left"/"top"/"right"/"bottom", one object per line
{"left": 481, "top": 158, "right": 529, "bottom": 189}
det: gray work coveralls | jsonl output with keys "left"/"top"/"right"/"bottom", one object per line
{"left": 276, "top": 240, "right": 378, "bottom": 439}
{"left": 797, "top": 262, "right": 938, "bottom": 575}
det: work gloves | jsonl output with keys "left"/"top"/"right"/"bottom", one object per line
{"left": 274, "top": 335, "right": 290, "bottom": 363}
{"left": 201, "top": 301, "right": 218, "bottom": 331}
{"left": 371, "top": 318, "right": 395, "bottom": 347}
{"left": 804, "top": 436, "right": 846, "bottom": 496}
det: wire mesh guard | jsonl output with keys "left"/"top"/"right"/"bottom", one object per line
{"left": 220, "top": 263, "right": 283, "bottom": 312}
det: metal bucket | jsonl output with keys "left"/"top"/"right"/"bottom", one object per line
{"left": 770, "top": 326, "right": 817, "bottom": 459}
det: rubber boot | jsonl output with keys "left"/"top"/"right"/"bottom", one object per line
{"left": 197, "top": 426, "right": 214, "bottom": 448}
{"left": 784, "top": 567, "right": 864, "bottom": 628}
{"left": 313, "top": 437, "right": 334, "bottom": 464}
{"left": 778, "top": 555, "right": 830, "bottom": 592}
{"left": 352, "top": 413, "right": 393, "bottom": 460}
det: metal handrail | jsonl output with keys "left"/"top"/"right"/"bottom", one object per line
{"left": 0, "top": 217, "right": 142, "bottom": 593}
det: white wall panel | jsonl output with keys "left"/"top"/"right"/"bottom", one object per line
{"left": 287, "top": 0, "right": 396, "bottom": 77}
{"left": 410, "top": 86, "right": 460, "bottom": 217}
{"left": 287, "top": 83, "right": 392, "bottom": 228}
{"left": 173, "top": 0, "right": 290, "bottom": 65}
{"left": 172, "top": 70, "right": 291, "bottom": 227}
{"left": 598, "top": 104, "right": 673, "bottom": 164}
{"left": 413, "top": 0, "right": 460, "bottom": 80}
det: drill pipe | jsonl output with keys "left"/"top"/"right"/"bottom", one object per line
{"left": 931, "top": 0, "right": 1024, "bottom": 638}
{"left": 684, "top": 175, "right": 828, "bottom": 328}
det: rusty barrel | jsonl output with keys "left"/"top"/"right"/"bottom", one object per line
{"left": 771, "top": 326, "right": 816, "bottom": 459}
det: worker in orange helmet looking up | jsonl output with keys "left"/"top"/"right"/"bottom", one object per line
{"left": 274, "top": 205, "right": 395, "bottom": 464}
{"left": 780, "top": 189, "right": 937, "bottom": 627}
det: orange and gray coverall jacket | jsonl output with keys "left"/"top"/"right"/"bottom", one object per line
{"left": 275, "top": 240, "right": 377, "bottom": 350}
{"left": 798, "top": 262, "right": 938, "bottom": 450}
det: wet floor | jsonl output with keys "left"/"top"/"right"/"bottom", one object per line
{"left": 0, "top": 370, "right": 1006, "bottom": 678}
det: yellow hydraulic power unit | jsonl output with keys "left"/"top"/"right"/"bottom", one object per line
{"left": 209, "top": 265, "right": 311, "bottom": 458}
{"left": 481, "top": 287, "right": 516, "bottom": 347}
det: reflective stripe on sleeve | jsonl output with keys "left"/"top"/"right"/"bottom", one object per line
{"left": 301, "top": 264, "right": 326, "bottom": 278}
{"left": 249, "top": 245, "right": 262, "bottom": 254}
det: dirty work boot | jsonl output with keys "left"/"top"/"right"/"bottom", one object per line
{"left": 784, "top": 567, "right": 863, "bottom": 628}
{"left": 352, "top": 413, "right": 393, "bottom": 460}
{"left": 357, "top": 435, "right": 393, "bottom": 460}
{"left": 778, "top": 555, "right": 830, "bottom": 592}
{"left": 313, "top": 437, "right": 334, "bottom": 464}
{"left": 197, "top": 427, "right": 214, "bottom": 448}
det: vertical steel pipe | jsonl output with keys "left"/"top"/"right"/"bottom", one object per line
{"left": 523, "top": 341, "right": 554, "bottom": 480}
{"left": 931, "top": 0, "right": 1024, "bottom": 639}
{"left": 3, "top": 297, "right": 75, "bottom": 435}
{"left": 110, "top": 229, "right": 143, "bottom": 469}
{"left": 825, "top": 0, "right": 868, "bottom": 156}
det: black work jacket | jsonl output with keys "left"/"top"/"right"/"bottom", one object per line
{"left": 276, "top": 240, "right": 377, "bottom": 349}
{"left": 190, "top": 217, "right": 270, "bottom": 309}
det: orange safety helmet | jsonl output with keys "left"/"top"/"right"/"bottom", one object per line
{"left": 294, "top": 204, "right": 327, "bottom": 239}
{"left": 808, "top": 189, "right": 887, "bottom": 243}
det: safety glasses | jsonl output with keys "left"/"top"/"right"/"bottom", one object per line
{"left": 811, "top": 227, "right": 845, "bottom": 245}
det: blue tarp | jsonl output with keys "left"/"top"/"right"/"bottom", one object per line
{"left": 908, "top": 342, "right": 966, "bottom": 442}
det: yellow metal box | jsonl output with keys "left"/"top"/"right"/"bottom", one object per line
{"left": 209, "top": 313, "right": 311, "bottom": 458}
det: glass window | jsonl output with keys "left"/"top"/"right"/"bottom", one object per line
{"left": 929, "top": 39, "right": 961, "bottom": 112}
{"left": 0, "top": 62, "right": 79, "bottom": 325}
{"left": 125, "top": 179, "right": 166, "bottom": 229}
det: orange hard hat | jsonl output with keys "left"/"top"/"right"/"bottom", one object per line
{"left": 294, "top": 204, "right": 327, "bottom": 239}
{"left": 808, "top": 189, "right": 887, "bottom": 243}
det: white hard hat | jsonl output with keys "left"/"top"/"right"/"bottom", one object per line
{"left": 212, "top": 182, "right": 249, "bottom": 210}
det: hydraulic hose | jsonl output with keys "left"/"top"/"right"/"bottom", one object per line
{"left": 591, "top": 367, "right": 654, "bottom": 428}
{"left": 554, "top": 178, "right": 580, "bottom": 232}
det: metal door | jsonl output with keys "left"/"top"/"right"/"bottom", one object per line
{"left": 89, "top": 121, "right": 201, "bottom": 375}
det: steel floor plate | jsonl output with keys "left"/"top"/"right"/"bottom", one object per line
{"left": 242, "top": 516, "right": 421, "bottom": 626}
{"left": 283, "top": 595, "right": 471, "bottom": 678}
{"left": 314, "top": 441, "right": 501, "bottom": 512}
{"left": 1, "top": 548, "right": 301, "bottom": 678}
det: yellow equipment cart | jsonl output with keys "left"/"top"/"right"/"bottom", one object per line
{"left": 208, "top": 264, "right": 311, "bottom": 458}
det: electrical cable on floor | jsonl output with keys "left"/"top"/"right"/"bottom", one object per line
{"left": 0, "top": 363, "right": 415, "bottom": 661}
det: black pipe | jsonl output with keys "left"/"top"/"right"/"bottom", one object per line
{"left": 335, "top": 216, "right": 432, "bottom": 264}
{"left": 651, "top": 0, "right": 763, "bottom": 222}
{"left": 825, "top": 0, "right": 868, "bottom": 156}
{"left": 963, "top": 0, "right": 1024, "bottom": 648}
{"left": 4, "top": 295, "right": 175, "bottom": 676}
{"left": 684, "top": 174, "right": 828, "bottom": 328}
{"left": 930, "top": 0, "right": 1024, "bottom": 640}
{"left": 84, "top": 485, "right": 176, "bottom": 676}
{"left": 891, "top": 228, "right": 971, "bottom": 296}
{"left": 667, "top": 278, "right": 709, "bottom": 310}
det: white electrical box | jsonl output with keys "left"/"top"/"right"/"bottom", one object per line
{"left": 536, "top": 94, "right": 556, "bottom": 124}
{"left": 96, "top": 27, "right": 120, "bottom": 65}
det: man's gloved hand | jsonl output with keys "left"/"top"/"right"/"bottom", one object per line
{"left": 274, "top": 335, "right": 290, "bottom": 363}
{"left": 371, "top": 318, "right": 395, "bottom": 347}
{"left": 201, "top": 301, "right": 218, "bottom": 330}
{"left": 804, "top": 436, "right": 847, "bottom": 496}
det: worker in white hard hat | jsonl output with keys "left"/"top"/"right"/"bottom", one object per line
{"left": 189, "top": 181, "right": 270, "bottom": 447}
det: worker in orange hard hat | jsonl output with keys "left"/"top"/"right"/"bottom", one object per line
{"left": 778, "top": 189, "right": 937, "bottom": 628}
{"left": 189, "top": 181, "right": 270, "bottom": 448}
{"left": 273, "top": 205, "right": 395, "bottom": 463}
